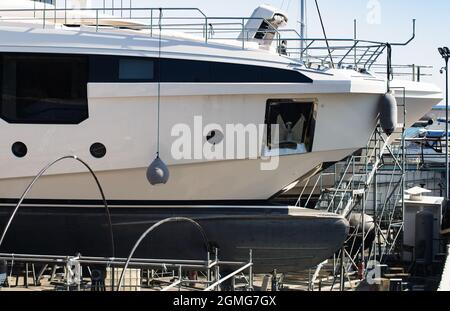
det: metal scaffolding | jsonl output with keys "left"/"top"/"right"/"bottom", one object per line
{"left": 0, "top": 249, "right": 254, "bottom": 291}
{"left": 293, "top": 88, "right": 409, "bottom": 291}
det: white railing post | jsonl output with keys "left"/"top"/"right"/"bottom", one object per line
{"left": 241, "top": 18, "right": 245, "bottom": 50}
{"left": 43, "top": 3, "right": 46, "bottom": 29}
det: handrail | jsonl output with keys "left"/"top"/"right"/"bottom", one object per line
{"left": 371, "top": 64, "right": 433, "bottom": 82}
{"left": 0, "top": 7, "right": 282, "bottom": 48}
{"left": 204, "top": 250, "right": 253, "bottom": 292}
{"left": 0, "top": 6, "right": 417, "bottom": 70}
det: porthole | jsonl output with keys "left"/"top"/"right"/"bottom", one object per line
{"left": 90, "top": 143, "right": 107, "bottom": 159}
{"left": 206, "top": 130, "right": 224, "bottom": 145}
{"left": 12, "top": 142, "right": 28, "bottom": 158}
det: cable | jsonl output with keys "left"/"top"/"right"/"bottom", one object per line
{"left": 157, "top": 8, "right": 162, "bottom": 157}
{"left": 386, "top": 43, "right": 393, "bottom": 91}
{"left": 314, "top": 0, "right": 334, "bottom": 68}
{"left": 303, "top": 0, "right": 309, "bottom": 60}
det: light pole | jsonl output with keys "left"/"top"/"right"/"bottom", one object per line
{"left": 439, "top": 47, "right": 450, "bottom": 198}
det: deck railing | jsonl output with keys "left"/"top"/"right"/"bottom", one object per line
{"left": 0, "top": 4, "right": 416, "bottom": 71}
{"left": 371, "top": 64, "right": 433, "bottom": 82}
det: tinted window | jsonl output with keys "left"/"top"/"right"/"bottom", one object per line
{"left": 0, "top": 53, "right": 88, "bottom": 124}
{"left": 89, "top": 55, "right": 155, "bottom": 83}
{"left": 210, "top": 62, "right": 260, "bottom": 83}
{"left": 89, "top": 55, "right": 312, "bottom": 84}
{"left": 159, "top": 58, "right": 211, "bottom": 83}
{"left": 89, "top": 55, "right": 118, "bottom": 83}
{"left": 159, "top": 58, "right": 310, "bottom": 83}
{"left": 119, "top": 58, "right": 154, "bottom": 81}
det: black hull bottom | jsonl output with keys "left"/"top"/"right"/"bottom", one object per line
{"left": 0, "top": 205, "right": 349, "bottom": 273}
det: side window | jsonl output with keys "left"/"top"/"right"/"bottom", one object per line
{"left": 0, "top": 53, "right": 88, "bottom": 124}
{"left": 89, "top": 56, "right": 311, "bottom": 83}
{"left": 119, "top": 58, "right": 154, "bottom": 81}
{"left": 264, "top": 99, "right": 316, "bottom": 156}
{"left": 89, "top": 56, "right": 155, "bottom": 83}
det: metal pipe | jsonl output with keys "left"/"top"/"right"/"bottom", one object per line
{"left": 248, "top": 249, "right": 253, "bottom": 291}
{"left": 354, "top": 19, "right": 357, "bottom": 67}
{"left": 314, "top": 0, "right": 334, "bottom": 68}
{"left": 0, "top": 156, "right": 115, "bottom": 259}
{"left": 0, "top": 258, "right": 219, "bottom": 269}
{"left": 161, "top": 279, "right": 182, "bottom": 292}
{"left": 207, "top": 250, "right": 211, "bottom": 285}
{"left": 117, "top": 217, "right": 209, "bottom": 291}
{"left": 361, "top": 192, "right": 366, "bottom": 279}
{"left": 178, "top": 265, "right": 182, "bottom": 291}
{"left": 299, "top": 0, "right": 306, "bottom": 61}
{"left": 150, "top": 9, "right": 153, "bottom": 37}
{"left": 43, "top": 2, "right": 46, "bottom": 28}
{"left": 0, "top": 253, "right": 248, "bottom": 266}
{"left": 54, "top": 0, "right": 57, "bottom": 25}
{"left": 204, "top": 263, "right": 253, "bottom": 291}
{"left": 340, "top": 246, "right": 345, "bottom": 291}
{"left": 205, "top": 17, "right": 208, "bottom": 43}
{"left": 241, "top": 18, "right": 245, "bottom": 50}
{"left": 374, "top": 130, "right": 378, "bottom": 264}
{"left": 446, "top": 57, "right": 449, "bottom": 199}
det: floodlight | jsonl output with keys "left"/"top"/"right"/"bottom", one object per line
{"left": 439, "top": 47, "right": 450, "bottom": 58}
{"left": 445, "top": 47, "right": 450, "bottom": 55}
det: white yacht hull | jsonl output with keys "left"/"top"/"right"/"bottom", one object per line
{"left": 0, "top": 89, "right": 439, "bottom": 201}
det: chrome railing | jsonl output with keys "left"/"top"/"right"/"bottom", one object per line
{"left": 371, "top": 64, "right": 433, "bottom": 82}
{"left": 0, "top": 4, "right": 417, "bottom": 71}
{"left": 0, "top": 6, "right": 284, "bottom": 50}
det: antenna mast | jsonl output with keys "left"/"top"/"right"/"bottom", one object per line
{"left": 300, "top": 0, "right": 306, "bottom": 61}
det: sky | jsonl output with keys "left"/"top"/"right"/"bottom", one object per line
{"left": 84, "top": 1, "right": 450, "bottom": 104}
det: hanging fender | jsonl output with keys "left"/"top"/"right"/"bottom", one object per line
{"left": 147, "top": 156, "right": 170, "bottom": 186}
{"left": 379, "top": 91, "right": 398, "bottom": 136}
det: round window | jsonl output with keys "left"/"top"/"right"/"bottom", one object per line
{"left": 90, "top": 143, "right": 107, "bottom": 159}
{"left": 12, "top": 142, "right": 28, "bottom": 158}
